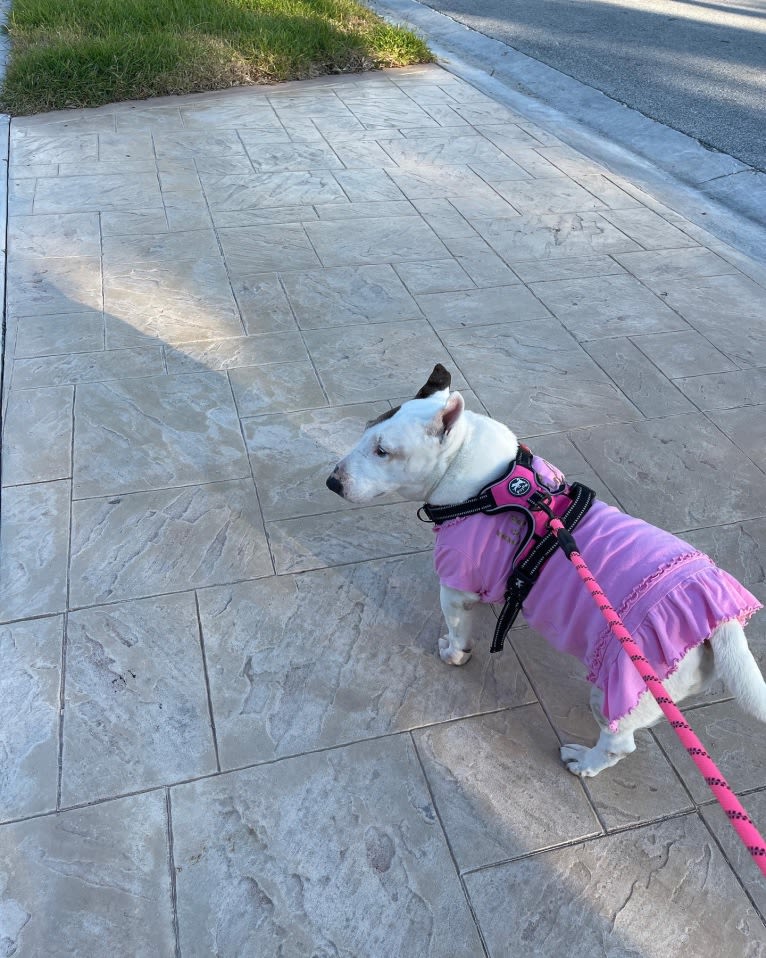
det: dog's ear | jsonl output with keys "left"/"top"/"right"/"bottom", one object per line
{"left": 415, "top": 363, "right": 451, "bottom": 399}
{"left": 430, "top": 391, "right": 464, "bottom": 438}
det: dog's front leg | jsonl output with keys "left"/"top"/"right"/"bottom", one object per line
{"left": 439, "top": 585, "right": 480, "bottom": 665}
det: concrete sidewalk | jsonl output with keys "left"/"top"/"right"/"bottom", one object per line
{"left": 0, "top": 64, "right": 765, "bottom": 956}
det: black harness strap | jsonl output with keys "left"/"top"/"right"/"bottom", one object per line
{"left": 420, "top": 446, "right": 536, "bottom": 525}
{"left": 490, "top": 481, "right": 594, "bottom": 652}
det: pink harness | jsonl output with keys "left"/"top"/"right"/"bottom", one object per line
{"left": 421, "top": 444, "right": 594, "bottom": 652}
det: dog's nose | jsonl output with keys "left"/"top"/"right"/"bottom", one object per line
{"left": 326, "top": 472, "right": 344, "bottom": 497}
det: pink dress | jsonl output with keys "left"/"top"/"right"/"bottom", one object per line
{"left": 433, "top": 457, "right": 762, "bottom": 727}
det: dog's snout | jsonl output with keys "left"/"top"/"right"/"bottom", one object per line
{"left": 326, "top": 471, "right": 344, "bottom": 497}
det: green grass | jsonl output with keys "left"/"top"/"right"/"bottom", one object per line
{"left": 0, "top": 0, "right": 433, "bottom": 114}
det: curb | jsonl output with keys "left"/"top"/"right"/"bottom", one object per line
{"left": 372, "top": 0, "right": 766, "bottom": 266}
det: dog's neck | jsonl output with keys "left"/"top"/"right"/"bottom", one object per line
{"left": 426, "top": 411, "right": 519, "bottom": 506}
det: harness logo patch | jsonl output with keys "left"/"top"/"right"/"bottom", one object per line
{"left": 508, "top": 477, "right": 531, "bottom": 497}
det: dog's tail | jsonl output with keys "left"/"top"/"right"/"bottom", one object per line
{"left": 713, "top": 619, "right": 766, "bottom": 722}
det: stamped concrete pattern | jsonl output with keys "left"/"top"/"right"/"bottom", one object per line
{"left": 0, "top": 617, "right": 62, "bottom": 820}
{"left": 464, "top": 815, "right": 766, "bottom": 958}
{"left": 196, "top": 553, "right": 530, "bottom": 769}
{"left": 0, "top": 792, "right": 175, "bottom": 957}
{"left": 172, "top": 737, "right": 484, "bottom": 958}
{"left": 62, "top": 593, "right": 217, "bottom": 804}
{"left": 1, "top": 65, "right": 765, "bottom": 955}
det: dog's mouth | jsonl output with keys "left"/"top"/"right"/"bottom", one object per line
{"left": 326, "top": 471, "right": 389, "bottom": 504}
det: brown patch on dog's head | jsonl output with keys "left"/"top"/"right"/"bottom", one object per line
{"left": 415, "top": 363, "right": 451, "bottom": 400}
{"left": 364, "top": 365, "right": 453, "bottom": 430}
{"left": 365, "top": 405, "right": 401, "bottom": 430}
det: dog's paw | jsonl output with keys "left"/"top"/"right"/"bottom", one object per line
{"left": 438, "top": 636, "right": 472, "bottom": 666}
{"left": 560, "top": 743, "right": 600, "bottom": 777}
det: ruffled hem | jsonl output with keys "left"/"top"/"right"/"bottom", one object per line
{"left": 605, "top": 602, "right": 763, "bottom": 731}
{"left": 587, "top": 551, "right": 708, "bottom": 682}
{"left": 593, "top": 562, "right": 762, "bottom": 726}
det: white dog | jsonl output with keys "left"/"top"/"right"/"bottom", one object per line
{"left": 327, "top": 365, "right": 765, "bottom": 777}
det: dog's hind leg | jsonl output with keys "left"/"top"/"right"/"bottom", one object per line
{"left": 438, "top": 585, "right": 480, "bottom": 665}
{"left": 560, "top": 727, "right": 638, "bottom": 777}
{"left": 561, "top": 644, "right": 713, "bottom": 776}
{"left": 712, "top": 619, "right": 766, "bottom": 722}
{"left": 559, "top": 686, "right": 653, "bottom": 776}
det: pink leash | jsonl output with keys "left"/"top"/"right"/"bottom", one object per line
{"left": 547, "top": 514, "right": 766, "bottom": 878}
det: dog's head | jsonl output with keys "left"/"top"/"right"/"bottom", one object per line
{"left": 326, "top": 364, "right": 465, "bottom": 503}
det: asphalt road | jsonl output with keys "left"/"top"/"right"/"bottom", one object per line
{"left": 422, "top": 0, "right": 766, "bottom": 171}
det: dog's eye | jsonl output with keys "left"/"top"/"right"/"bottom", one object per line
{"left": 374, "top": 444, "right": 389, "bottom": 458}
